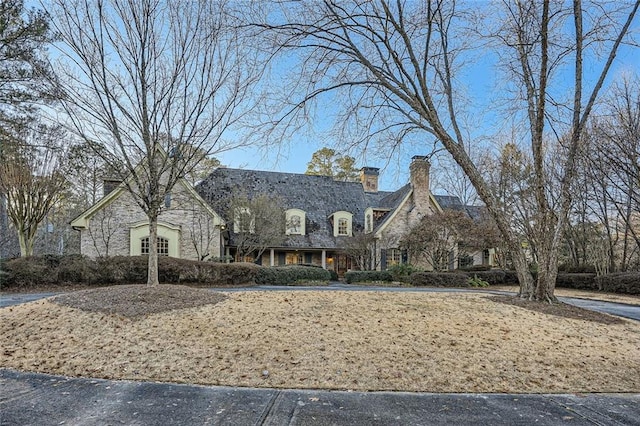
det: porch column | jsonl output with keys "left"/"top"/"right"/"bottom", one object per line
{"left": 270, "top": 249, "right": 275, "bottom": 266}
{"left": 321, "top": 250, "right": 326, "bottom": 269}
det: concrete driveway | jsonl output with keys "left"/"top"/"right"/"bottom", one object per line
{"left": 1, "top": 369, "right": 639, "bottom": 426}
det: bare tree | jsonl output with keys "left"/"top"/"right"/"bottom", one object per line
{"left": 0, "top": 123, "right": 68, "bottom": 256}
{"left": 582, "top": 77, "right": 640, "bottom": 271}
{"left": 401, "top": 209, "right": 492, "bottom": 271}
{"left": 256, "top": 0, "right": 639, "bottom": 301}
{"left": 343, "top": 231, "right": 377, "bottom": 270}
{"left": 188, "top": 203, "right": 218, "bottom": 261}
{"left": 49, "top": 0, "right": 265, "bottom": 284}
{"left": 87, "top": 204, "right": 119, "bottom": 257}
{"left": 228, "top": 192, "right": 286, "bottom": 262}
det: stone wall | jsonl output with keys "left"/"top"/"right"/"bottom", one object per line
{"left": 79, "top": 181, "right": 221, "bottom": 260}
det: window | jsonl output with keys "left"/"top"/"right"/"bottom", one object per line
{"left": 234, "top": 207, "right": 255, "bottom": 233}
{"left": 286, "top": 252, "right": 304, "bottom": 265}
{"left": 366, "top": 214, "right": 372, "bottom": 233}
{"left": 285, "top": 209, "right": 306, "bottom": 235}
{"left": 387, "top": 248, "right": 402, "bottom": 267}
{"left": 141, "top": 237, "right": 169, "bottom": 256}
{"left": 129, "top": 221, "right": 180, "bottom": 257}
{"left": 338, "top": 218, "right": 348, "bottom": 235}
{"left": 332, "top": 211, "right": 352, "bottom": 237}
{"left": 290, "top": 215, "right": 301, "bottom": 233}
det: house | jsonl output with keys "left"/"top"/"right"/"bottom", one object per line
{"left": 71, "top": 155, "right": 495, "bottom": 274}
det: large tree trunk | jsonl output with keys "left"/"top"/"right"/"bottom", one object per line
{"left": 147, "top": 214, "right": 159, "bottom": 286}
{"left": 17, "top": 226, "right": 35, "bottom": 257}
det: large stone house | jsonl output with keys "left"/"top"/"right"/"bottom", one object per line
{"left": 71, "top": 155, "right": 495, "bottom": 274}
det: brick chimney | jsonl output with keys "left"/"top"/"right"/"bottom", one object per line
{"left": 409, "top": 155, "right": 431, "bottom": 209}
{"left": 360, "top": 167, "right": 379, "bottom": 193}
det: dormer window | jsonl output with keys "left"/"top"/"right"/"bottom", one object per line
{"left": 285, "top": 209, "right": 306, "bottom": 235}
{"left": 234, "top": 207, "right": 255, "bottom": 233}
{"left": 331, "top": 211, "right": 353, "bottom": 237}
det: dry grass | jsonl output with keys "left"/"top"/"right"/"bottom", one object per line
{"left": 1, "top": 286, "right": 639, "bottom": 393}
{"left": 490, "top": 285, "right": 640, "bottom": 306}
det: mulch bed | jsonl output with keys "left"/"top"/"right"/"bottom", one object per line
{"left": 488, "top": 295, "right": 625, "bottom": 325}
{"left": 52, "top": 284, "right": 227, "bottom": 318}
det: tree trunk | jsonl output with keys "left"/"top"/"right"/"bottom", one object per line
{"left": 17, "top": 223, "right": 36, "bottom": 257}
{"left": 147, "top": 215, "right": 159, "bottom": 286}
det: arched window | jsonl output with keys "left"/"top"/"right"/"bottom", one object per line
{"left": 332, "top": 211, "right": 353, "bottom": 237}
{"left": 366, "top": 214, "right": 372, "bottom": 233}
{"left": 129, "top": 221, "right": 180, "bottom": 257}
{"left": 141, "top": 236, "right": 169, "bottom": 256}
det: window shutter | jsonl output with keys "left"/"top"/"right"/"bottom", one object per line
{"left": 380, "top": 249, "right": 387, "bottom": 270}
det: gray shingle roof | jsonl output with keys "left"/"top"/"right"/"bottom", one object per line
{"left": 196, "top": 168, "right": 395, "bottom": 249}
{"left": 432, "top": 194, "right": 487, "bottom": 222}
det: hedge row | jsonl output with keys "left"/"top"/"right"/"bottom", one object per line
{"left": 0, "top": 255, "right": 260, "bottom": 288}
{"left": 409, "top": 272, "right": 470, "bottom": 287}
{"left": 255, "top": 265, "right": 331, "bottom": 286}
{"left": 344, "top": 270, "right": 393, "bottom": 284}
{"left": 595, "top": 272, "right": 640, "bottom": 295}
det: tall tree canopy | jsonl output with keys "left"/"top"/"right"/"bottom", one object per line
{"left": 50, "top": 0, "right": 266, "bottom": 284}
{"left": 257, "top": 0, "right": 640, "bottom": 301}
{"left": 0, "top": 123, "right": 68, "bottom": 256}
{"left": 305, "top": 147, "right": 359, "bottom": 182}
{"left": 0, "top": 0, "right": 56, "bottom": 129}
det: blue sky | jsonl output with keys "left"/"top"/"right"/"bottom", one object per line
{"left": 215, "top": 8, "right": 640, "bottom": 193}
{"left": 35, "top": 0, "right": 640, "bottom": 193}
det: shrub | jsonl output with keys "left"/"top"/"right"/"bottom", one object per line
{"left": 470, "top": 270, "right": 506, "bottom": 285}
{"left": 344, "top": 270, "right": 393, "bottom": 284}
{"left": 328, "top": 269, "right": 339, "bottom": 281}
{"left": 558, "top": 263, "right": 596, "bottom": 273}
{"left": 0, "top": 255, "right": 262, "bottom": 288}
{"left": 255, "top": 265, "right": 331, "bottom": 285}
{"left": 3, "top": 256, "right": 60, "bottom": 288}
{"left": 460, "top": 264, "right": 491, "bottom": 272}
{"left": 55, "top": 254, "right": 95, "bottom": 283}
{"left": 91, "top": 256, "right": 148, "bottom": 284}
{"left": 595, "top": 272, "right": 640, "bottom": 295}
{"left": 409, "top": 271, "right": 470, "bottom": 287}
{"left": 555, "top": 273, "right": 597, "bottom": 290}
{"left": 468, "top": 275, "right": 490, "bottom": 287}
{"left": 207, "top": 262, "right": 260, "bottom": 285}
{"left": 503, "top": 270, "right": 519, "bottom": 284}
{"left": 387, "top": 264, "right": 421, "bottom": 282}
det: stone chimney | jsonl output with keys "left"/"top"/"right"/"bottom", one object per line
{"left": 409, "top": 155, "right": 431, "bottom": 209}
{"left": 360, "top": 167, "right": 379, "bottom": 193}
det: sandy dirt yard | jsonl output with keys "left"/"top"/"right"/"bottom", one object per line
{"left": 1, "top": 286, "right": 639, "bottom": 393}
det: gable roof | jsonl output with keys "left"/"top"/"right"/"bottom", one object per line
{"left": 432, "top": 194, "right": 487, "bottom": 222}
{"left": 70, "top": 171, "right": 222, "bottom": 230}
{"left": 196, "top": 168, "right": 393, "bottom": 249}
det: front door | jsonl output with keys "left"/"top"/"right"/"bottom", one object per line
{"left": 336, "top": 253, "right": 352, "bottom": 277}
